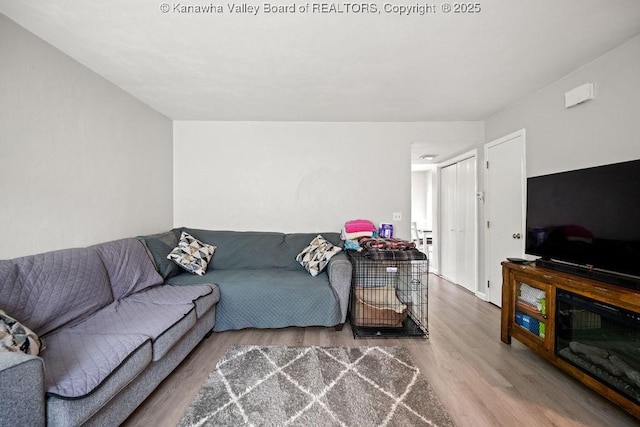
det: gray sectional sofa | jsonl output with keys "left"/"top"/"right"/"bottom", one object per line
{"left": 0, "top": 238, "right": 219, "bottom": 426}
{"left": 0, "top": 228, "right": 352, "bottom": 426}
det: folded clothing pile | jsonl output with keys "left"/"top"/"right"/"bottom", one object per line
{"left": 340, "top": 218, "right": 425, "bottom": 258}
{"left": 341, "top": 219, "right": 377, "bottom": 240}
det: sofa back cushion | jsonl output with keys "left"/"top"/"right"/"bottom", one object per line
{"left": 180, "top": 229, "right": 342, "bottom": 271}
{"left": 181, "top": 229, "right": 288, "bottom": 270}
{"left": 0, "top": 247, "right": 114, "bottom": 336}
{"left": 94, "top": 238, "right": 164, "bottom": 300}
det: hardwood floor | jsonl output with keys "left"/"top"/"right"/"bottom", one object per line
{"left": 123, "top": 275, "right": 638, "bottom": 426}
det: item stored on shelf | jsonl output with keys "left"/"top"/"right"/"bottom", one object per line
{"left": 518, "top": 282, "right": 546, "bottom": 313}
{"left": 516, "top": 312, "right": 543, "bottom": 337}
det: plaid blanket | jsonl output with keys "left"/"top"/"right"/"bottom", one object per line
{"left": 365, "top": 248, "right": 427, "bottom": 261}
{"left": 355, "top": 237, "right": 427, "bottom": 261}
{"left": 358, "top": 237, "right": 416, "bottom": 251}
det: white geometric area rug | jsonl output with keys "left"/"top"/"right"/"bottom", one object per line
{"left": 178, "top": 345, "right": 455, "bottom": 427}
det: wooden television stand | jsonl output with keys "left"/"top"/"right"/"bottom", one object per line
{"left": 501, "top": 261, "right": 640, "bottom": 419}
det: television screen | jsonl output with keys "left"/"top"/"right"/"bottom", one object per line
{"left": 525, "top": 159, "right": 640, "bottom": 279}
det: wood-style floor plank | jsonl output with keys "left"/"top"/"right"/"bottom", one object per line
{"left": 123, "top": 275, "right": 638, "bottom": 427}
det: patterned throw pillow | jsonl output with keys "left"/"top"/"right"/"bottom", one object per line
{"left": 296, "top": 235, "right": 342, "bottom": 277}
{"left": 167, "top": 232, "right": 216, "bottom": 276}
{"left": 0, "top": 309, "right": 43, "bottom": 356}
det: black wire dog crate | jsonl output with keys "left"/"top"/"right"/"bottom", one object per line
{"left": 347, "top": 251, "right": 428, "bottom": 338}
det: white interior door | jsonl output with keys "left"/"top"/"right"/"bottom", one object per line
{"left": 439, "top": 164, "right": 457, "bottom": 284}
{"left": 456, "top": 157, "right": 477, "bottom": 292}
{"left": 485, "top": 130, "right": 526, "bottom": 307}
{"left": 439, "top": 155, "right": 477, "bottom": 293}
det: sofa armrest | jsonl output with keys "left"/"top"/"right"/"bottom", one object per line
{"left": 0, "top": 352, "right": 45, "bottom": 427}
{"left": 327, "top": 251, "right": 353, "bottom": 324}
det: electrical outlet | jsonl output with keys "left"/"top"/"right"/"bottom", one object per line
{"left": 392, "top": 212, "right": 402, "bottom": 221}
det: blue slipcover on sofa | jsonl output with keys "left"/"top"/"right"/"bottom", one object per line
{"left": 141, "top": 228, "right": 353, "bottom": 331}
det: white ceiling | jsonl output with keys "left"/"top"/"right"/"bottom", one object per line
{"left": 2, "top": 0, "right": 640, "bottom": 125}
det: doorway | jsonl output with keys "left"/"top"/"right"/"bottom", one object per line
{"left": 411, "top": 166, "right": 435, "bottom": 269}
{"left": 484, "top": 130, "right": 527, "bottom": 307}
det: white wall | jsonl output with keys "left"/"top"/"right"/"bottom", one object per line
{"left": 477, "top": 33, "right": 640, "bottom": 295}
{"left": 486, "top": 33, "right": 640, "bottom": 177}
{"left": 174, "top": 121, "right": 483, "bottom": 239}
{"left": 0, "top": 15, "right": 174, "bottom": 258}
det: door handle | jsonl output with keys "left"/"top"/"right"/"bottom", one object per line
{"left": 512, "top": 233, "right": 521, "bottom": 239}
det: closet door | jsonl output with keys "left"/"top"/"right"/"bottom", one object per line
{"left": 439, "top": 156, "right": 477, "bottom": 293}
{"left": 439, "top": 164, "right": 458, "bottom": 284}
{"left": 456, "top": 157, "right": 476, "bottom": 292}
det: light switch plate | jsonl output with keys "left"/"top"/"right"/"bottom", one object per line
{"left": 393, "top": 212, "right": 402, "bottom": 221}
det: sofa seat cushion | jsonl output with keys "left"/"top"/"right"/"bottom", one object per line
{"left": 125, "top": 284, "right": 219, "bottom": 319}
{"left": 168, "top": 269, "right": 342, "bottom": 331}
{"left": 42, "top": 330, "right": 151, "bottom": 399}
{"left": 65, "top": 297, "right": 197, "bottom": 362}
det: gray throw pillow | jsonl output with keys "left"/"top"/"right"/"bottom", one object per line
{"left": 137, "top": 230, "right": 182, "bottom": 279}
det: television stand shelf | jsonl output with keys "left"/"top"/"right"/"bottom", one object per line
{"left": 501, "top": 261, "right": 640, "bottom": 419}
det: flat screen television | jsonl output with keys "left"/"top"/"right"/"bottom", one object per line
{"left": 525, "top": 158, "right": 640, "bottom": 289}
